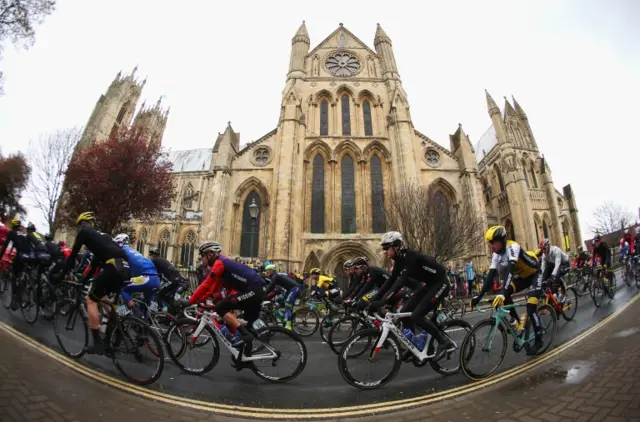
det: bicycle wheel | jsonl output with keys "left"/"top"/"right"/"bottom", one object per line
{"left": 561, "top": 287, "right": 578, "bottom": 321}
{"left": 428, "top": 319, "right": 472, "bottom": 376}
{"left": 591, "top": 279, "right": 604, "bottom": 308}
{"left": 327, "top": 315, "right": 368, "bottom": 355}
{"left": 524, "top": 304, "right": 556, "bottom": 356}
{"left": 165, "top": 318, "right": 220, "bottom": 375}
{"left": 459, "top": 319, "right": 508, "bottom": 381}
{"left": 608, "top": 273, "right": 617, "bottom": 299}
{"left": 53, "top": 300, "right": 88, "bottom": 359}
{"left": 249, "top": 326, "right": 308, "bottom": 383}
{"left": 338, "top": 328, "right": 402, "bottom": 390}
{"left": 291, "top": 307, "right": 319, "bottom": 337}
{"left": 624, "top": 267, "right": 632, "bottom": 287}
{"left": 2, "top": 274, "right": 13, "bottom": 309}
{"left": 320, "top": 309, "right": 344, "bottom": 343}
{"left": 39, "top": 280, "right": 56, "bottom": 321}
{"left": 110, "top": 315, "right": 164, "bottom": 385}
{"left": 20, "top": 278, "right": 39, "bottom": 324}
{"left": 636, "top": 269, "right": 640, "bottom": 288}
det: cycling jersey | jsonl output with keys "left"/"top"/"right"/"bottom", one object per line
{"left": 151, "top": 256, "right": 183, "bottom": 283}
{"left": 122, "top": 246, "right": 157, "bottom": 276}
{"left": 189, "top": 255, "right": 265, "bottom": 304}
{"left": 64, "top": 225, "right": 127, "bottom": 272}
{"left": 0, "top": 229, "right": 31, "bottom": 257}
{"left": 380, "top": 249, "right": 447, "bottom": 302}
{"left": 45, "top": 240, "right": 64, "bottom": 261}
{"left": 316, "top": 275, "right": 336, "bottom": 290}
{"left": 489, "top": 240, "right": 538, "bottom": 280}
{"left": 592, "top": 242, "right": 611, "bottom": 268}
{"left": 576, "top": 251, "right": 590, "bottom": 268}
{"left": 265, "top": 273, "right": 298, "bottom": 295}
{"left": 351, "top": 266, "right": 389, "bottom": 301}
{"left": 539, "top": 245, "right": 569, "bottom": 280}
{"left": 27, "top": 232, "right": 47, "bottom": 252}
{"left": 343, "top": 273, "right": 362, "bottom": 299}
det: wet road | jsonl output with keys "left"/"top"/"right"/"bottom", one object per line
{"left": 0, "top": 272, "right": 637, "bottom": 410}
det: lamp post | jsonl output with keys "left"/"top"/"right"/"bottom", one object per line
{"left": 249, "top": 198, "right": 259, "bottom": 262}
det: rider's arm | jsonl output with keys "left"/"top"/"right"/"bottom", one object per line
{"left": 189, "top": 259, "right": 224, "bottom": 304}
{"left": 342, "top": 277, "right": 360, "bottom": 300}
{"left": 63, "top": 229, "right": 86, "bottom": 272}
{"left": 0, "top": 230, "right": 14, "bottom": 258}
{"left": 372, "top": 273, "right": 394, "bottom": 302}
{"left": 500, "top": 244, "right": 519, "bottom": 295}
{"left": 551, "top": 248, "right": 562, "bottom": 277}
{"left": 476, "top": 253, "right": 500, "bottom": 300}
{"left": 382, "top": 256, "right": 416, "bottom": 302}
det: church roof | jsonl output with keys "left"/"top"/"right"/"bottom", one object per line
{"left": 475, "top": 124, "right": 498, "bottom": 162}
{"left": 168, "top": 148, "right": 212, "bottom": 173}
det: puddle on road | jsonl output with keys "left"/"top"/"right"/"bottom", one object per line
{"left": 509, "top": 361, "right": 595, "bottom": 390}
{"left": 613, "top": 327, "right": 640, "bottom": 338}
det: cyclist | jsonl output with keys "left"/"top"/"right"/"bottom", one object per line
{"left": 0, "top": 218, "right": 32, "bottom": 309}
{"left": 341, "top": 260, "right": 361, "bottom": 300}
{"left": 471, "top": 226, "right": 544, "bottom": 355}
{"left": 44, "top": 234, "right": 63, "bottom": 261}
{"left": 575, "top": 246, "right": 590, "bottom": 268}
{"left": 179, "top": 241, "right": 265, "bottom": 353}
{"left": 309, "top": 268, "right": 340, "bottom": 301}
{"left": 591, "top": 234, "right": 613, "bottom": 289}
{"left": 348, "top": 257, "right": 390, "bottom": 309}
{"left": 538, "top": 238, "right": 570, "bottom": 303}
{"left": 369, "top": 231, "right": 453, "bottom": 361}
{"left": 148, "top": 247, "right": 189, "bottom": 308}
{"left": 57, "top": 212, "right": 130, "bottom": 355}
{"left": 264, "top": 264, "right": 301, "bottom": 330}
{"left": 113, "top": 234, "right": 161, "bottom": 311}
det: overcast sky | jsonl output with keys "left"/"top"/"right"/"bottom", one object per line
{"left": 1, "top": 0, "right": 638, "bottom": 240}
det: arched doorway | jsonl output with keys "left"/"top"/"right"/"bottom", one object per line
{"left": 321, "top": 241, "right": 378, "bottom": 291}
{"left": 240, "top": 191, "right": 261, "bottom": 258}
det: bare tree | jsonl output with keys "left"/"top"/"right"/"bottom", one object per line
{"left": 386, "top": 182, "right": 485, "bottom": 264}
{"left": 589, "top": 201, "right": 635, "bottom": 235}
{"left": 27, "top": 127, "right": 80, "bottom": 233}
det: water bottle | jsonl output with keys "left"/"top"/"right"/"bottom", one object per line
{"left": 414, "top": 331, "right": 428, "bottom": 350}
{"left": 403, "top": 328, "right": 415, "bottom": 343}
{"left": 220, "top": 325, "right": 235, "bottom": 342}
{"left": 275, "top": 309, "right": 284, "bottom": 319}
{"left": 99, "top": 315, "right": 109, "bottom": 334}
{"left": 436, "top": 311, "right": 447, "bottom": 325}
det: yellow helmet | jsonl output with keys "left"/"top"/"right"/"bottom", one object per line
{"left": 534, "top": 248, "right": 542, "bottom": 257}
{"left": 10, "top": 218, "right": 20, "bottom": 227}
{"left": 76, "top": 212, "right": 96, "bottom": 225}
{"left": 485, "top": 226, "right": 506, "bottom": 243}
{"left": 310, "top": 268, "right": 321, "bottom": 275}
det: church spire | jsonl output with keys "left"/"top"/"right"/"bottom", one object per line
{"left": 294, "top": 21, "right": 309, "bottom": 39}
{"left": 374, "top": 23, "right": 398, "bottom": 78}
{"left": 374, "top": 23, "right": 391, "bottom": 43}
{"left": 503, "top": 96, "right": 516, "bottom": 120}
{"left": 288, "top": 20, "right": 310, "bottom": 80}
{"left": 512, "top": 95, "right": 527, "bottom": 118}
{"left": 485, "top": 89, "right": 500, "bottom": 117}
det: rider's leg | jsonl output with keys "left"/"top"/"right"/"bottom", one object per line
{"left": 284, "top": 286, "right": 301, "bottom": 329}
{"left": 216, "top": 286, "right": 264, "bottom": 343}
{"left": 525, "top": 273, "right": 544, "bottom": 355}
{"left": 86, "top": 261, "right": 126, "bottom": 354}
{"left": 409, "top": 278, "right": 453, "bottom": 359}
{"left": 502, "top": 279, "right": 520, "bottom": 322}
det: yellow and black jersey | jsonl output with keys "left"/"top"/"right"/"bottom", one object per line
{"left": 489, "top": 240, "right": 538, "bottom": 279}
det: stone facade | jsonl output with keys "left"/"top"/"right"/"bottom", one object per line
{"left": 70, "top": 22, "right": 582, "bottom": 281}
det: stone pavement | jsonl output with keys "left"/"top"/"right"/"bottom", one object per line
{"left": 0, "top": 297, "right": 639, "bottom": 422}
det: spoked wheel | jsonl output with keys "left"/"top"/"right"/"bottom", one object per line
{"left": 636, "top": 270, "right": 640, "bottom": 288}
{"left": 560, "top": 287, "right": 578, "bottom": 321}
{"left": 2, "top": 274, "right": 13, "bottom": 309}
{"left": 607, "top": 273, "right": 617, "bottom": 299}
{"left": 165, "top": 318, "right": 220, "bottom": 375}
{"left": 327, "top": 315, "right": 368, "bottom": 355}
{"left": 110, "top": 316, "right": 165, "bottom": 385}
{"left": 338, "top": 328, "right": 402, "bottom": 389}
{"left": 320, "top": 310, "right": 344, "bottom": 343}
{"left": 591, "top": 279, "right": 605, "bottom": 308}
{"left": 459, "top": 319, "right": 508, "bottom": 380}
{"left": 445, "top": 298, "right": 466, "bottom": 319}
{"left": 624, "top": 267, "right": 632, "bottom": 287}
{"left": 249, "top": 326, "right": 308, "bottom": 383}
{"left": 53, "top": 300, "right": 88, "bottom": 359}
{"left": 148, "top": 311, "right": 177, "bottom": 361}
{"left": 428, "top": 319, "right": 472, "bottom": 375}
{"left": 20, "top": 278, "right": 39, "bottom": 324}
{"left": 524, "top": 304, "right": 557, "bottom": 356}
{"left": 291, "top": 307, "right": 320, "bottom": 337}
{"left": 39, "top": 280, "right": 57, "bottom": 321}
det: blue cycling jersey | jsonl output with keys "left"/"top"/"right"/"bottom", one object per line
{"left": 123, "top": 245, "right": 158, "bottom": 277}
{"left": 217, "top": 255, "right": 264, "bottom": 290}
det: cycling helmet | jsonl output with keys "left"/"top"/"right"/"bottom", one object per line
{"left": 485, "top": 226, "right": 507, "bottom": 243}
{"left": 265, "top": 264, "right": 277, "bottom": 271}
{"left": 540, "top": 238, "right": 551, "bottom": 250}
{"left": 27, "top": 222, "right": 36, "bottom": 232}
{"left": 10, "top": 218, "right": 20, "bottom": 228}
{"left": 76, "top": 212, "right": 96, "bottom": 224}
{"left": 45, "top": 233, "right": 54, "bottom": 241}
{"left": 342, "top": 259, "right": 353, "bottom": 269}
{"left": 352, "top": 256, "right": 369, "bottom": 267}
{"left": 577, "top": 245, "right": 583, "bottom": 252}
{"left": 199, "top": 241, "right": 222, "bottom": 254}
{"left": 593, "top": 234, "right": 602, "bottom": 242}
{"left": 149, "top": 247, "right": 160, "bottom": 256}
{"left": 113, "top": 233, "right": 130, "bottom": 247}
{"left": 380, "top": 231, "right": 404, "bottom": 248}
{"left": 310, "top": 268, "right": 321, "bottom": 275}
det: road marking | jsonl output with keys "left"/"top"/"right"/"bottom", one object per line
{"left": 1, "top": 291, "right": 637, "bottom": 419}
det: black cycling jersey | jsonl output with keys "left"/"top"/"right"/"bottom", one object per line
{"left": 343, "top": 273, "right": 363, "bottom": 299}
{"left": 265, "top": 273, "right": 298, "bottom": 295}
{"left": 64, "top": 225, "right": 127, "bottom": 272}
{"left": 0, "top": 229, "right": 31, "bottom": 256}
{"left": 351, "top": 266, "right": 389, "bottom": 301}
{"left": 378, "top": 249, "right": 446, "bottom": 302}
{"left": 592, "top": 242, "right": 611, "bottom": 268}
{"left": 151, "top": 256, "right": 183, "bottom": 283}
{"left": 27, "top": 232, "right": 47, "bottom": 252}
{"left": 45, "top": 240, "right": 64, "bottom": 261}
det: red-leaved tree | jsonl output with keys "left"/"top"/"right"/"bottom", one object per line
{"left": 58, "top": 127, "right": 175, "bottom": 234}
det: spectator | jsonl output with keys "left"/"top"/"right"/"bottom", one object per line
{"left": 465, "top": 261, "right": 475, "bottom": 295}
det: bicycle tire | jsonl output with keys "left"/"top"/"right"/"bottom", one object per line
{"left": 291, "top": 307, "right": 320, "bottom": 337}
{"left": 111, "top": 315, "right": 165, "bottom": 385}
{"left": 624, "top": 267, "right": 632, "bottom": 287}
{"left": 320, "top": 309, "right": 344, "bottom": 343}
{"left": 459, "top": 318, "right": 508, "bottom": 381}
{"left": 338, "top": 327, "right": 402, "bottom": 390}
{"left": 53, "top": 299, "right": 88, "bottom": 359}
{"left": 20, "top": 277, "right": 39, "bottom": 324}
{"left": 249, "top": 326, "right": 308, "bottom": 383}
{"left": 591, "top": 279, "right": 604, "bottom": 308}
{"left": 636, "top": 270, "right": 640, "bottom": 288}
{"left": 327, "top": 314, "right": 367, "bottom": 355}
{"left": 525, "top": 304, "right": 557, "bottom": 356}
{"left": 39, "top": 280, "right": 56, "bottom": 321}
{"left": 165, "top": 318, "right": 220, "bottom": 375}
{"left": 2, "top": 274, "right": 13, "bottom": 309}
{"left": 429, "top": 319, "right": 472, "bottom": 376}
{"left": 561, "top": 287, "right": 578, "bottom": 321}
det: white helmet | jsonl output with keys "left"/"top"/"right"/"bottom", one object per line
{"left": 380, "top": 231, "right": 404, "bottom": 248}
{"left": 113, "top": 233, "right": 130, "bottom": 247}
{"left": 199, "top": 241, "right": 222, "bottom": 254}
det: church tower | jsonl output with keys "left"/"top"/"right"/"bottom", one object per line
{"left": 132, "top": 98, "right": 169, "bottom": 149}
{"left": 77, "top": 67, "right": 145, "bottom": 149}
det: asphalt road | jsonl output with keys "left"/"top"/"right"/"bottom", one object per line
{"left": 1, "top": 272, "right": 637, "bottom": 410}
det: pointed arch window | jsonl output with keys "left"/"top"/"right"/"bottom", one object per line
{"left": 341, "top": 155, "right": 356, "bottom": 233}
{"left": 529, "top": 166, "right": 539, "bottom": 188}
{"left": 505, "top": 219, "right": 516, "bottom": 241}
{"left": 240, "top": 192, "right": 261, "bottom": 258}
{"left": 116, "top": 101, "right": 129, "bottom": 124}
{"left": 159, "top": 230, "right": 170, "bottom": 260}
{"left": 432, "top": 191, "right": 452, "bottom": 237}
{"left": 180, "top": 231, "right": 196, "bottom": 268}
{"left": 495, "top": 166, "right": 505, "bottom": 192}
{"left": 370, "top": 155, "right": 386, "bottom": 233}
{"left": 320, "top": 100, "right": 329, "bottom": 136}
{"left": 341, "top": 95, "right": 351, "bottom": 136}
{"left": 311, "top": 154, "right": 325, "bottom": 233}
{"left": 522, "top": 167, "right": 530, "bottom": 188}
{"left": 543, "top": 221, "right": 549, "bottom": 239}
{"left": 363, "top": 100, "right": 373, "bottom": 136}
{"left": 183, "top": 183, "right": 195, "bottom": 210}
{"left": 136, "top": 228, "right": 148, "bottom": 253}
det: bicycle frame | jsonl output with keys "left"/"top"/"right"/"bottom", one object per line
{"left": 478, "top": 304, "right": 536, "bottom": 350}
{"left": 187, "top": 307, "right": 280, "bottom": 362}
{"left": 543, "top": 287, "right": 571, "bottom": 315}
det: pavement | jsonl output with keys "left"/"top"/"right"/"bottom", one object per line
{"left": 0, "top": 286, "right": 639, "bottom": 421}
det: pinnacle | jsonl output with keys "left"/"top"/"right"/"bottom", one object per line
{"left": 503, "top": 96, "right": 515, "bottom": 116}
{"left": 375, "top": 23, "right": 390, "bottom": 41}
{"left": 294, "top": 21, "right": 309, "bottom": 39}
{"left": 512, "top": 95, "right": 526, "bottom": 116}
{"left": 485, "top": 89, "right": 499, "bottom": 113}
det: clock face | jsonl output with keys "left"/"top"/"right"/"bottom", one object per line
{"left": 325, "top": 52, "right": 361, "bottom": 77}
